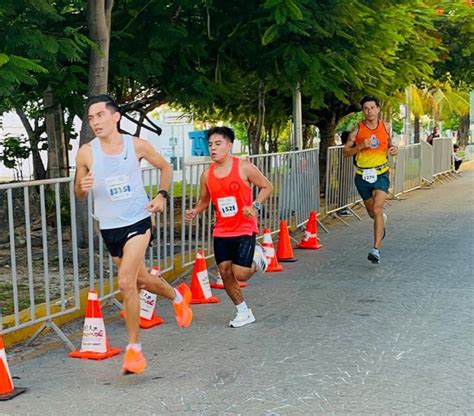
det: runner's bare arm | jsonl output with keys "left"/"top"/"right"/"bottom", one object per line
{"left": 135, "top": 138, "right": 172, "bottom": 192}
{"left": 343, "top": 128, "right": 364, "bottom": 157}
{"left": 74, "top": 144, "right": 93, "bottom": 199}
{"left": 242, "top": 161, "right": 273, "bottom": 204}
{"left": 185, "top": 170, "right": 210, "bottom": 221}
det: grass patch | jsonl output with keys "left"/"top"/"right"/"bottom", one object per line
{"left": 145, "top": 181, "right": 199, "bottom": 199}
{"left": 0, "top": 283, "right": 45, "bottom": 316}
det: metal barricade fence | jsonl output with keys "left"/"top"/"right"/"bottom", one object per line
{"left": 421, "top": 140, "right": 434, "bottom": 183}
{"left": 1, "top": 141, "right": 459, "bottom": 347}
{"left": 391, "top": 148, "right": 405, "bottom": 197}
{"left": 402, "top": 144, "right": 422, "bottom": 192}
{"left": 180, "top": 160, "right": 214, "bottom": 267}
{"left": 328, "top": 145, "right": 421, "bottom": 203}
{"left": 0, "top": 178, "right": 79, "bottom": 349}
{"left": 325, "top": 146, "right": 360, "bottom": 215}
{"left": 0, "top": 149, "right": 320, "bottom": 346}
{"left": 248, "top": 149, "right": 320, "bottom": 229}
{"left": 433, "top": 138, "right": 453, "bottom": 177}
{"left": 179, "top": 149, "right": 321, "bottom": 266}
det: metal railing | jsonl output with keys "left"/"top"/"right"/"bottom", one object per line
{"left": 391, "top": 144, "right": 422, "bottom": 196}
{"left": 180, "top": 160, "right": 213, "bottom": 267}
{"left": 248, "top": 149, "right": 320, "bottom": 229}
{"left": 326, "top": 142, "right": 433, "bottom": 211}
{"left": 0, "top": 178, "right": 80, "bottom": 350}
{"left": 421, "top": 140, "right": 434, "bottom": 183}
{"left": 179, "top": 149, "right": 321, "bottom": 267}
{"left": 325, "top": 146, "right": 361, "bottom": 216}
{"left": 402, "top": 144, "right": 422, "bottom": 192}
{"left": 1, "top": 142, "right": 459, "bottom": 348}
{"left": 0, "top": 149, "right": 321, "bottom": 347}
{"left": 390, "top": 150, "right": 405, "bottom": 197}
{"left": 433, "top": 138, "right": 453, "bottom": 177}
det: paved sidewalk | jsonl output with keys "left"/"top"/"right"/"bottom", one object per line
{"left": 3, "top": 170, "right": 473, "bottom": 415}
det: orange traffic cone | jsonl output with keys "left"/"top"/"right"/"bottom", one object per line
{"left": 119, "top": 265, "right": 165, "bottom": 329}
{"left": 0, "top": 333, "right": 26, "bottom": 400}
{"left": 69, "top": 291, "right": 121, "bottom": 360}
{"left": 210, "top": 270, "right": 247, "bottom": 289}
{"left": 190, "top": 250, "right": 220, "bottom": 304}
{"left": 296, "top": 211, "right": 322, "bottom": 250}
{"left": 262, "top": 228, "right": 283, "bottom": 272}
{"left": 276, "top": 220, "right": 298, "bottom": 262}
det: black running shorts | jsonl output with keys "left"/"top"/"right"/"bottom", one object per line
{"left": 213, "top": 234, "right": 256, "bottom": 268}
{"left": 100, "top": 216, "right": 153, "bottom": 258}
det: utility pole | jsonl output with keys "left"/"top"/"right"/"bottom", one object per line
{"left": 293, "top": 82, "right": 303, "bottom": 150}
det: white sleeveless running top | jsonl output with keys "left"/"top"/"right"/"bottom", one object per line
{"left": 91, "top": 135, "right": 150, "bottom": 230}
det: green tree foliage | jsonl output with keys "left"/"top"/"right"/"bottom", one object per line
{"left": 432, "top": 1, "right": 474, "bottom": 88}
{"left": 0, "top": 135, "right": 30, "bottom": 180}
{"left": 2, "top": 0, "right": 469, "bottom": 182}
{"left": 0, "top": 0, "right": 92, "bottom": 178}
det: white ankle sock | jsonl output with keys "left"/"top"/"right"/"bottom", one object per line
{"left": 126, "top": 343, "right": 142, "bottom": 352}
{"left": 236, "top": 301, "right": 248, "bottom": 314}
{"left": 173, "top": 288, "right": 183, "bottom": 304}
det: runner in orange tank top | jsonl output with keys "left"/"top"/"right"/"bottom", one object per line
{"left": 185, "top": 126, "right": 273, "bottom": 328}
{"left": 343, "top": 95, "right": 398, "bottom": 264}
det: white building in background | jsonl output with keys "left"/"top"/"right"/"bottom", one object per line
{"left": 0, "top": 106, "right": 243, "bottom": 182}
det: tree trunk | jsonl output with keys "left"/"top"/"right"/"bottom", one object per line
{"left": 79, "top": 0, "right": 114, "bottom": 146}
{"left": 16, "top": 108, "right": 46, "bottom": 180}
{"left": 316, "top": 116, "right": 337, "bottom": 195}
{"left": 247, "top": 122, "right": 258, "bottom": 155}
{"left": 302, "top": 124, "right": 316, "bottom": 149}
{"left": 270, "top": 126, "right": 279, "bottom": 153}
{"left": 413, "top": 115, "right": 420, "bottom": 144}
{"left": 43, "top": 85, "right": 68, "bottom": 179}
{"left": 77, "top": 0, "right": 114, "bottom": 248}
{"left": 251, "top": 81, "right": 265, "bottom": 155}
{"left": 458, "top": 114, "right": 469, "bottom": 147}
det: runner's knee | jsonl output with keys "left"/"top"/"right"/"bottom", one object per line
{"left": 233, "top": 267, "right": 253, "bottom": 282}
{"left": 372, "top": 205, "right": 383, "bottom": 216}
{"left": 118, "top": 272, "right": 138, "bottom": 295}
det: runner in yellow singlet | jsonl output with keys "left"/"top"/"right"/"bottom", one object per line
{"left": 343, "top": 96, "right": 398, "bottom": 263}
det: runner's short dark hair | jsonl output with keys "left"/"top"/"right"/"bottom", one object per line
{"left": 360, "top": 95, "right": 380, "bottom": 107}
{"left": 208, "top": 126, "right": 235, "bottom": 143}
{"left": 86, "top": 94, "right": 121, "bottom": 114}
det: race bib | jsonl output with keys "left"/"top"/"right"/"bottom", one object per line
{"left": 362, "top": 168, "right": 377, "bottom": 184}
{"left": 217, "top": 196, "right": 238, "bottom": 217}
{"left": 105, "top": 175, "right": 132, "bottom": 201}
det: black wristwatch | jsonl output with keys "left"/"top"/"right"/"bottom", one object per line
{"left": 157, "top": 189, "right": 169, "bottom": 199}
{"left": 252, "top": 201, "right": 262, "bottom": 211}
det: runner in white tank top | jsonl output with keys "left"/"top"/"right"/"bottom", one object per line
{"left": 74, "top": 95, "right": 193, "bottom": 375}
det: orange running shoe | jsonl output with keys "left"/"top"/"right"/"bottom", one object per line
{"left": 122, "top": 348, "right": 147, "bottom": 374}
{"left": 177, "top": 282, "right": 192, "bottom": 303}
{"left": 173, "top": 283, "right": 193, "bottom": 328}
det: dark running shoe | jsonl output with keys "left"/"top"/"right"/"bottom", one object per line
{"left": 367, "top": 248, "right": 380, "bottom": 264}
{"left": 382, "top": 213, "right": 387, "bottom": 240}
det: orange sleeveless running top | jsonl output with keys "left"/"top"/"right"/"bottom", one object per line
{"left": 355, "top": 120, "right": 390, "bottom": 174}
{"left": 207, "top": 156, "right": 258, "bottom": 237}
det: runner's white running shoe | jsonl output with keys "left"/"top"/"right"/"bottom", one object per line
{"left": 368, "top": 248, "right": 381, "bottom": 264}
{"left": 253, "top": 243, "right": 268, "bottom": 273}
{"left": 229, "top": 309, "right": 256, "bottom": 328}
